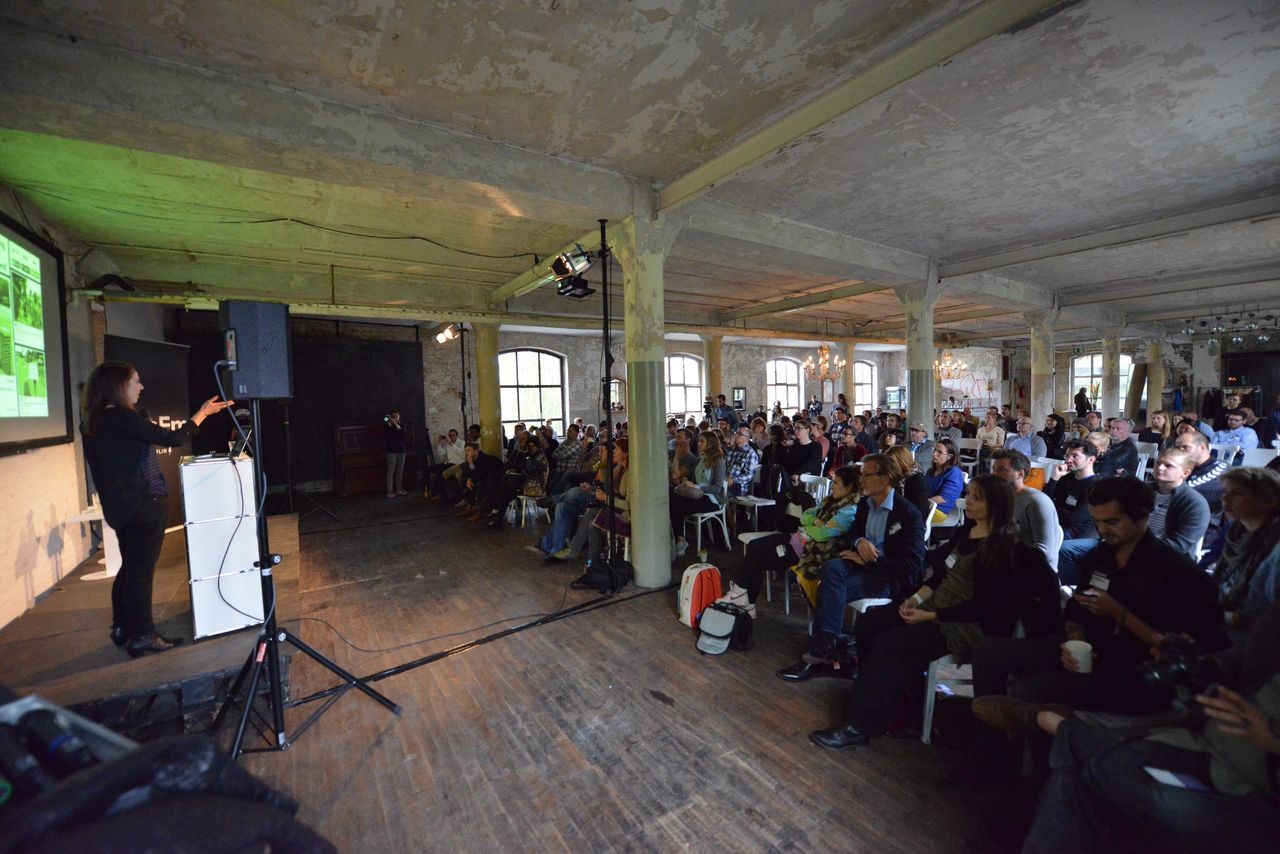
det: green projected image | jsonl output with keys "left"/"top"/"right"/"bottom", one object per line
{"left": 0, "top": 235, "right": 47, "bottom": 418}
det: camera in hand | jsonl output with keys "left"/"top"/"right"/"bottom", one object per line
{"left": 1140, "top": 636, "right": 1221, "bottom": 691}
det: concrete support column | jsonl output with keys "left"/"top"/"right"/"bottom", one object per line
{"left": 702, "top": 334, "right": 723, "bottom": 402}
{"left": 616, "top": 214, "right": 682, "bottom": 588}
{"left": 1026, "top": 309, "right": 1058, "bottom": 429}
{"left": 472, "top": 323, "right": 502, "bottom": 457}
{"left": 1125, "top": 359, "right": 1148, "bottom": 420}
{"left": 1146, "top": 340, "right": 1166, "bottom": 416}
{"left": 1100, "top": 332, "right": 1123, "bottom": 417}
{"left": 842, "top": 342, "right": 857, "bottom": 407}
{"left": 895, "top": 261, "right": 942, "bottom": 434}
{"left": 1054, "top": 351, "right": 1073, "bottom": 413}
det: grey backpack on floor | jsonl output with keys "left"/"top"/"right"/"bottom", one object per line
{"left": 696, "top": 603, "right": 753, "bottom": 655}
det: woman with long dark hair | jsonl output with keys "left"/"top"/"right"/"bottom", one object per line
{"left": 1039, "top": 413, "right": 1067, "bottom": 459}
{"left": 670, "top": 431, "right": 727, "bottom": 558}
{"left": 926, "top": 438, "right": 966, "bottom": 515}
{"left": 81, "top": 361, "right": 234, "bottom": 657}
{"left": 809, "top": 474, "right": 1060, "bottom": 750}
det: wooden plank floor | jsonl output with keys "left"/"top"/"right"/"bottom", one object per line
{"left": 233, "top": 494, "right": 1036, "bottom": 853}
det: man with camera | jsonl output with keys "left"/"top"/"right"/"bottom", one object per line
{"left": 1016, "top": 600, "right": 1280, "bottom": 853}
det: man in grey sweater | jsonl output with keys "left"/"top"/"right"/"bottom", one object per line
{"left": 1149, "top": 448, "right": 1211, "bottom": 559}
{"left": 992, "top": 449, "right": 1060, "bottom": 571}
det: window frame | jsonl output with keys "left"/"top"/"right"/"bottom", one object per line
{"left": 498, "top": 347, "right": 567, "bottom": 437}
{"left": 664, "top": 353, "right": 704, "bottom": 418}
{"left": 852, "top": 360, "right": 876, "bottom": 412}
{"left": 765, "top": 357, "right": 803, "bottom": 414}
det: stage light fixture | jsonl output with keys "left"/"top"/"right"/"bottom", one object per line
{"left": 435, "top": 323, "right": 459, "bottom": 344}
{"left": 550, "top": 244, "right": 592, "bottom": 280}
{"left": 556, "top": 275, "right": 596, "bottom": 300}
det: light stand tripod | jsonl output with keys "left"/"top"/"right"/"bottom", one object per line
{"left": 272, "top": 403, "right": 338, "bottom": 522}
{"left": 214, "top": 398, "right": 400, "bottom": 758}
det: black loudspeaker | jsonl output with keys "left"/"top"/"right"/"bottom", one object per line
{"left": 218, "top": 300, "right": 293, "bottom": 399}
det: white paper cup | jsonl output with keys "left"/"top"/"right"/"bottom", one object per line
{"left": 1064, "top": 640, "right": 1093, "bottom": 673}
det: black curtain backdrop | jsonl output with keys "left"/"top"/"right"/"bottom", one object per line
{"left": 104, "top": 334, "right": 190, "bottom": 527}
{"left": 176, "top": 318, "right": 425, "bottom": 492}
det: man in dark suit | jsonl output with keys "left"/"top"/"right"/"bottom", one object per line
{"left": 777, "top": 453, "right": 926, "bottom": 681}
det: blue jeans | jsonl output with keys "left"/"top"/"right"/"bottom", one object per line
{"left": 1024, "top": 719, "right": 1279, "bottom": 853}
{"left": 814, "top": 557, "right": 893, "bottom": 639}
{"left": 545, "top": 487, "right": 593, "bottom": 552}
{"left": 1057, "top": 537, "right": 1100, "bottom": 586}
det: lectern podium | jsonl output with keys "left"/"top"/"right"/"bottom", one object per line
{"left": 179, "top": 455, "right": 265, "bottom": 639}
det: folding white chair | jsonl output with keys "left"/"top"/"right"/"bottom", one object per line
{"left": 956, "top": 438, "right": 984, "bottom": 478}
{"left": 1241, "top": 447, "right": 1280, "bottom": 468}
{"left": 922, "top": 654, "right": 972, "bottom": 745}
{"left": 685, "top": 505, "right": 730, "bottom": 555}
{"left": 1209, "top": 443, "right": 1240, "bottom": 466}
{"left": 799, "top": 473, "right": 831, "bottom": 502}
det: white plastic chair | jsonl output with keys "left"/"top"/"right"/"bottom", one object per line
{"left": 922, "top": 654, "right": 972, "bottom": 745}
{"left": 728, "top": 494, "right": 776, "bottom": 532}
{"left": 685, "top": 505, "right": 730, "bottom": 555}
{"left": 1133, "top": 453, "right": 1151, "bottom": 483}
{"left": 799, "top": 473, "right": 831, "bottom": 502}
{"left": 956, "top": 438, "right": 984, "bottom": 477}
{"left": 509, "top": 495, "right": 550, "bottom": 527}
{"left": 1209, "top": 443, "right": 1241, "bottom": 466}
{"left": 1134, "top": 441, "right": 1160, "bottom": 459}
{"left": 1241, "top": 447, "right": 1280, "bottom": 468}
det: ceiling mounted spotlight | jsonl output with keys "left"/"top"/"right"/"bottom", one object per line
{"left": 550, "top": 244, "right": 593, "bottom": 280}
{"left": 556, "top": 275, "right": 596, "bottom": 300}
{"left": 434, "top": 323, "right": 459, "bottom": 344}
{"left": 1258, "top": 333, "right": 1271, "bottom": 344}
{"left": 1230, "top": 335, "right": 1245, "bottom": 345}
{"left": 1247, "top": 321, "right": 1259, "bottom": 330}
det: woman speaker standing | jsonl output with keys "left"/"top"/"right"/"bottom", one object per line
{"left": 82, "top": 362, "right": 234, "bottom": 658}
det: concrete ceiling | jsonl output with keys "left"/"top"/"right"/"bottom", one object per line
{"left": 0, "top": 0, "right": 1277, "bottom": 347}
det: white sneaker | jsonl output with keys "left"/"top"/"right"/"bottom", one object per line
{"left": 674, "top": 540, "right": 689, "bottom": 558}
{"left": 717, "top": 582, "right": 756, "bottom": 619}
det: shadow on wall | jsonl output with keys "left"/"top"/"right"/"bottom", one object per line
{"left": 46, "top": 502, "right": 65, "bottom": 582}
{"left": 14, "top": 510, "right": 41, "bottom": 611}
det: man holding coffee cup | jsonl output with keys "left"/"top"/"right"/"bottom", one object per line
{"left": 965, "top": 477, "right": 1227, "bottom": 779}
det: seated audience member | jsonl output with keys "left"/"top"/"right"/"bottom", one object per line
{"left": 848, "top": 415, "right": 876, "bottom": 455}
{"left": 538, "top": 444, "right": 611, "bottom": 562}
{"left": 472, "top": 431, "right": 547, "bottom": 529}
{"left": 735, "top": 465, "right": 861, "bottom": 612}
{"left": 1043, "top": 439, "right": 1101, "bottom": 586}
{"left": 456, "top": 443, "right": 502, "bottom": 516}
{"left": 1084, "top": 411, "right": 1102, "bottom": 433}
{"left": 664, "top": 418, "right": 679, "bottom": 451}
{"left": 712, "top": 394, "right": 739, "bottom": 431}
{"left": 1213, "top": 394, "right": 1244, "bottom": 431}
{"left": 1005, "top": 414, "right": 1047, "bottom": 459}
{"left": 958, "top": 409, "right": 978, "bottom": 439}
{"left": 425, "top": 428, "right": 467, "bottom": 501}
{"left": 876, "top": 428, "right": 903, "bottom": 451}
{"left": 1039, "top": 413, "right": 1067, "bottom": 459}
{"left": 748, "top": 416, "right": 770, "bottom": 452}
{"left": 992, "top": 449, "right": 1059, "bottom": 571}
{"left": 758, "top": 424, "right": 787, "bottom": 481}
{"left": 971, "top": 476, "right": 1227, "bottom": 724}
{"left": 826, "top": 406, "right": 850, "bottom": 445}
{"left": 1214, "top": 467, "right": 1280, "bottom": 637}
{"left": 907, "top": 423, "right": 934, "bottom": 471}
{"left": 884, "top": 445, "right": 934, "bottom": 520}
{"left": 780, "top": 421, "right": 824, "bottom": 483}
{"left": 925, "top": 439, "right": 966, "bottom": 517}
{"left": 584, "top": 440, "right": 629, "bottom": 566}
{"left": 813, "top": 415, "right": 831, "bottom": 460}
{"left": 1240, "top": 406, "right": 1277, "bottom": 449}
{"left": 936, "top": 412, "right": 962, "bottom": 444}
{"left": 1015, "top": 601, "right": 1280, "bottom": 854}
{"left": 809, "top": 475, "right": 1060, "bottom": 751}
{"left": 976, "top": 411, "right": 1006, "bottom": 459}
{"left": 670, "top": 431, "right": 727, "bottom": 558}
{"left": 1137, "top": 409, "right": 1172, "bottom": 447}
{"left": 546, "top": 423, "right": 588, "bottom": 495}
{"left": 1173, "top": 429, "right": 1231, "bottom": 558}
{"left": 725, "top": 427, "right": 761, "bottom": 497}
{"left": 832, "top": 427, "right": 866, "bottom": 469}
{"left": 1094, "top": 418, "right": 1139, "bottom": 477}
{"left": 1148, "top": 448, "right": 1211, "bottom": 558}
{"left": 776, "top": 454, "right": 924, "bottom": 681}
{"left": 1000, "top": 403, "right": 1017, "bottom": 434}
{"left": 1214, "top": 408, "right": 1260, "bottom": 453}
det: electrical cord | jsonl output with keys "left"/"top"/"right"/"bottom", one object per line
{"left": 14, "top": 184, "right": 537, "bottom": 261}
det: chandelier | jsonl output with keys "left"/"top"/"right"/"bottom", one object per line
{"left": 803, "top": 342, "right": 846, "bottom": 382}
{"left": 934, "top": 349, "right": 968, "bottom": 380}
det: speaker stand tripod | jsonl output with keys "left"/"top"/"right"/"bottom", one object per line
{"left": 272, "top": 403, "right": 338, "bottom": 522}
{"left": 213, "top": 400, "right": 399, "bottom": 758}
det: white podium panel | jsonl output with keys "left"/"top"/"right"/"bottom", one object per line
{"left": 180, "top": 456, "right": 257, "bottom": 521}
{"left": 180, "top": 455, "right": 264, "bottom": 639}
{"left": 190, "top": 571, "right": 264, "bottom": 639}
{"left": 184, "top": 517, "right": 259, "bottom": 581}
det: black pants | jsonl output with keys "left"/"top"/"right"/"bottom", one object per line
{"left": 670, "top": 493, "right": 718, "bottom": 539}
{"left": 845, "top": 621, "right": 950, "bottom": 734}
{"left": 738, "top": 532, "right": 791, "bottom": 603}
{"left": 112, "top": 495, "right": 168, "bottom": 640}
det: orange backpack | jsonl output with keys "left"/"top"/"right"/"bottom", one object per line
{"left": 678, "top": 563, "right": 723, "bottom": 629}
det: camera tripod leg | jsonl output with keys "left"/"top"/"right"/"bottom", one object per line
{"left": 230, "top": 638, "right": 271, "bottom": 758}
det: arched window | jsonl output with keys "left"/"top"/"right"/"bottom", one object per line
{"left": 1071, "top": 353, "right": 1134, "bottom": 411}
{"left": 498, "top": 349, "right": 566, "bottom": 436}
{"left": 664, "top": 354, "right": 703, "bottom": 417}
{"left": 766, "top": 358, "right": 802, "bottom": 413}
{"left": 853, "top": 360, "right": 875, "bottom": 412}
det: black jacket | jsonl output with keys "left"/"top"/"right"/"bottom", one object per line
{"left": 1095, "top": 440, "right": 1138, "bottom": 478}
{"left": 844, "top": 493, "right": 926, "bottom": 596}
{"left": 923, "top": 526, "right": 1063, "bottom": 639}
{"left": 1044, "top": 473, "right": 1098, "bottom": 539}
{"left": 83, "top": 407, "right": 199, "bottom": 530}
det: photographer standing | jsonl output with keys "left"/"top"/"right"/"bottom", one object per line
{"left": 385, "top": 410, "right": 407, "bottom": 498}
